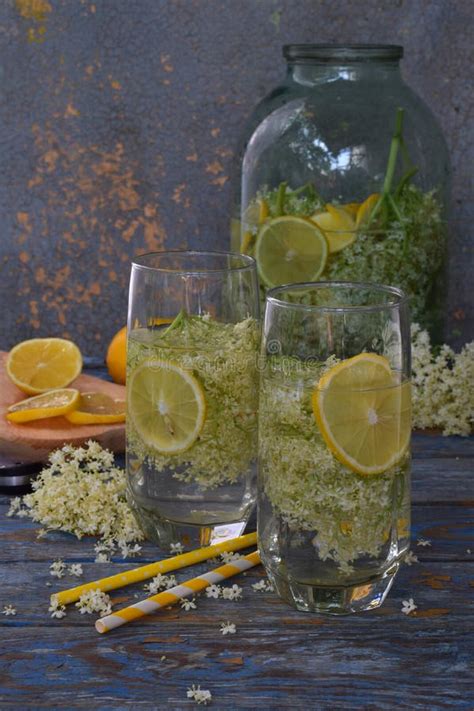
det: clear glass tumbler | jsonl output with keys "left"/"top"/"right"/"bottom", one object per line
{"left": 258, "top": 281, "right": 411, "bottom": 614}
{"left": 126, "top": 251, "right": 260, "bottom": 549}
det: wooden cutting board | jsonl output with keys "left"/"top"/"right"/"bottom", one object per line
{"left": 0, "top": 352, "right": 126, "bottom": 462}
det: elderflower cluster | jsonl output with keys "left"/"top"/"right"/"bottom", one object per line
{"left": 144, "top": 574, "right": 177, "bottom": 594}
{"left": 75, "top": 589, "right": 112, "bottom": 616}
{"left": 187, "top": 685, "right": 212, "bottom": 705}
{"left": 205, "top": 583, "right": 243, "bottom": 601}
{"left": 411, "top": 324, "right": 474, "bottom": 436}
{"left": 127, "top": 315, "right": 259, "bottom": 488}
{"left": 9, "top": 441, "right": 143, "bottom": 547}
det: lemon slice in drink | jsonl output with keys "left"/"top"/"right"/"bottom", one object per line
{"left": 6, "top": 388, "right": 80, "bottom": 423}
{"left": 312, "top": 353, "right": 411, "bottom": 476}
{"left": 128, "top": 360, "right": 206, "bottom": 454}
{"left": 7, "top": 338, "right": 82, "bottom": 395}
{"left": 311, "top": 204, "right": 356, "bottom": 253}
{"left": 255, "top": 216, "right": 328, "bottom": 287}
{"left": 356, "top": 193, "right": 381, "bottom": 227}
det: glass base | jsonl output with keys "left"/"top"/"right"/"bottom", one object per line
{"left": 267, "top": 562, "right": 399, "bottom": 615}
{"left": 129, "top": 499, "right": 248, "bottom": 550}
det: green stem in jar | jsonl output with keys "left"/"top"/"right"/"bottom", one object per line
{"left": 395, "top": 165, "right": 419, "bottom": 198}
{"left": 382, "top": 107, "right": 405, "bottom": 196}
{"left": 162, "top": 308, "right": 188, "bottom": 335}
{"left": 275, "top": 181, "right": 288, "bottom": 216}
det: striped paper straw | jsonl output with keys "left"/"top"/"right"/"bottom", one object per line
{"left": 95, "top": 550, "right": 261, "bottom": 634}
{"left": 54, "top": 531, "right": 257, "bottom": 606}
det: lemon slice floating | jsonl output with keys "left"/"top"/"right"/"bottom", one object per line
{"left": 128, "top": 360, "right": 206, "bottom": 454}
{"left": 255, "top": 216, "right": 328, "bottom": 287}
{"left": 65, "top": 392, "right": 126, "bottom": 425}
{"left": 311, "top": 204, "right": 357, "bottom": 253}
{"left": 6, "top": 388, "right": 80, "bottom": 423}
{"left": 312, "top": 353, "right": 411, "bottom": 476}
{"left": 7, "top": 338, "right": 82, "bottom": 395}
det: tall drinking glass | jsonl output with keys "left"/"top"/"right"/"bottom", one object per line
{"left": 258, "top": 282, "right": 411, "bottom": 614}
{"left": 126, "top": 251, "right": 260, "bottom": 549}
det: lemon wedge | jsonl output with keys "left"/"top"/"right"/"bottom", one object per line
{"left": 255, "top": 216, "right": 328, "bottom": 287}
{"left": 128, "top": 360, "right": 206, "bottom": 454}
{"left": 311, "top": 204, "right": 357, "bottom": 253}
{"left": 6, "top": 338, "right": 82, "bottom": 395}
{"left": 65, "top": 392, "right": 126, "bottom": 425}
{"left": 312, "top": 353, "right": 411, "bottom": 476}
{"left": 356, "top": 193, "right": 381, "bottom": 227}
{"left": 6, "top": 388, "right": 80, "bottom": 423}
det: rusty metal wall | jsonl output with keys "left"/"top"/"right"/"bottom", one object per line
{"left": 0, "top": 0, "right": 472, "bottom": 356}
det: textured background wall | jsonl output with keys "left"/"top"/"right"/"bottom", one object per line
{"left": 0, "top": 0, "right": 472, "bottom": 357}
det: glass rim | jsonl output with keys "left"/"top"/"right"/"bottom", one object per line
{"left": 266, "top": 281, "right": 409, "bottom": 313}
{"left": 283, "top": 44, "right": 403, "bottom": 63}
{"left": 131, "top": 250, "right": 256, "bottom": 275}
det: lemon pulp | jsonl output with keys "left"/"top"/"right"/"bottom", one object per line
{"left": 312, "top": 353, "right": 411, "bottom": 475}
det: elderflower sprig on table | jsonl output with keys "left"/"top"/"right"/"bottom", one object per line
{"left": 411, "top": 324, "right": 474, "bottom": 436}
{"left": 8, "top": 441, "right": 143, "bottom": 549}
{"left": 187, "top": 685, "right": 212, "bottom": 705}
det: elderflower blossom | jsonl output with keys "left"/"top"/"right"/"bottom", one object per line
{"left": 76, "top": 589, "right": 112, "bottom": 616}
{"left": 221, "top": 584, "right": 242, "bottom": 601}
{"left": 170, "top": 542, "right": 185, "bottom": 555}
{"left": 220, "top": 551, "right": 244, "bottom": 564}
{"left": 411, "top": 324, "right": 474, "bottom": 436}
{"left": 417, "top": 538, "right": 432, "bottom": 547}
{"left": 404, "top": 550, "right": 419, "bottom": 566}
{"left": 180, "top": 598, "right": 197, "bottom": 611}
{"left": 220, "top": 621, "right": 236, "bottom": 635}
{"left": 401, "top": 598, "right": 417, "bottom": 615}
{"left": 68, "top": 564, "right": 83, "bottom": 577}
{"left": 205, "top": 584, "right": 222, "bottom": 599}
{"left": 252, "top": 579, "right": 274, "bottom": 593}
{"left": 50, "top": 560, "right": 67, "bottom": 578}
{"left": 144, "top": 574, "right": 177, "bottom": 594}
{"left": 2, "top": 605, "right": 17, "bottom": 616}
{"left": 12, "top": 441, "right": 143, "bottom": 546}
{"left": 187, "top": 685, "right": 212, "bottom": 705}
{"left": 48, "top": 597, "right": 66, "bottom": 619}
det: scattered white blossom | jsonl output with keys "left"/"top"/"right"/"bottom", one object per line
{"left": 144, "top": 574, "right": 177, "bottom": 595}
{"left": 401, "top": 598, "right": 417, "bottom": 615}
{"left": 160, "top": 655, "right": 166, "bottom": 661}
{"left": 467, "top": 549, "right": 472, "bottom": 554}
{"left": 94, "top": 552, "right": 111, "bottom": 564}
{"left": 205, "top": 584, "right": 222, "bottom": 599}
{"left": 221, "top": 584, "right": 242, "bottom": 601}
{"left": 76, "top": 589, "right": 112, "bottom": 616}
{"left": 252, "top": 579, "right": 274, "bottom": 593}
{"left": 170, "top": 542, "right": 185, "bottom": 555}
{"left": 220, "top": 621, "right": 236, "bottom": 635}
{"left": 1, "top": 605, "right": 17, "bottom": 616}
{"left": 404, "top": 550, "right": 419, "bottom": 566}
{"left": 187, "top": 684, "right": 212, "bottom": 705}
{"left": 68, "top": 564, "right": 83, "bottom": 577}
{"left": 9, "top": 441, "right": 143, "bottom": 548}
{"left": 50, "top": 559, "right": 67, "bottom": 578}
{"left": 417, "top": 538, "right": 432, "bottom": 547}
{"left": 220, "top": 551, "right": 244, "bottom": 564}
{"left": 48, "top": 597, "right": 66, "bottom": 619}
{"left": 119, "top": 542, "right": 142, "bottom": 558}
{"left": 180, "top": 597, "right": 197, "bottom": 611}
{"left": 36, "top": 528, "right": 47, "bottom": 539}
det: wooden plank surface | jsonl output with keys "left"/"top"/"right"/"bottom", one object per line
{"left": 0, "top": 429, "right": 472, "bottom": 709}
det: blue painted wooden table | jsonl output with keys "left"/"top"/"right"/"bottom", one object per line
{"left": 0, "top": 432, "right": 473, "bottom": 709}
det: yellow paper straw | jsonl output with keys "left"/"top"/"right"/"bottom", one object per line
{"left": 54, "top": 531, "right": 257, "bottom": 606}
{"left": 96, "top": 549, "right": 260, "bottom": 634}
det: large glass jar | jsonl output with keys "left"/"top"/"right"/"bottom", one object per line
{"left": 232, "top": 45, "right": 450, "bottom": 339}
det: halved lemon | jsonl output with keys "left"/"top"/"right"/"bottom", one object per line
{"left": 341, "top": 202, "right": 360, "bottom": 218}
{"left": 6, "top": 338, "right": 82, "bottom": 395}
{"left": 311, "top": 204, "right": 356, "bottom": 253}
{"left": 312, "top": 353, "right": 411, "bottom": 476}
{"left": 65, "top": 392, "right": 126, "bottom": 425}
{"left": 128, "top": 360, "right": 206, "bottom": 454}
{"left": 356, "top": 193, "right": 381, "bottom": 227}
{"left": 255, "top": 216, "right": 328, "bottom": 288}
{"left": 6, "top": 388, "right": 80, "bottom": 423}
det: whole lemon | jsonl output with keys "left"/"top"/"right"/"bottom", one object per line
{"left": 106, "top": 326, "right": 127, "bottom": 385}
